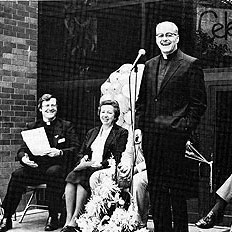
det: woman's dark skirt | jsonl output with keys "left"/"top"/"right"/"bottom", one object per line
{"left": 65, "top": 167, "right": 104, "bottom": 193}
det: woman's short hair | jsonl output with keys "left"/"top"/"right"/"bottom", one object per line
{"left": 37, "top": 94, "right": 57, "bottom": 109}
{"left": 98, "top": 100, "right": 120, "bottom": 122}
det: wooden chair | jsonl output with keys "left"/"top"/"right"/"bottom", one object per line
{"left": 19, "top": 184, "right": 48, "bottom": 223}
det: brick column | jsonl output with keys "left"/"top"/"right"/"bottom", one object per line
{"left": 0, "top": 1, "right": 38, "bottom": 200}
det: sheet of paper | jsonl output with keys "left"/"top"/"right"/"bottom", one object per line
{"left": 21, "top": 127, "right": 51, "bottom": 156}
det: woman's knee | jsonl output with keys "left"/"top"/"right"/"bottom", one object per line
{"left": 65, "top": 182, "right": 75, "bottom": 193}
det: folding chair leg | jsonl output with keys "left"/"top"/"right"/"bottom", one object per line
{"left": 19, "top": 190, "right": 36, "bottom": 223}
{"left": 13, "top": 213, "right": 16, "bottom": 221}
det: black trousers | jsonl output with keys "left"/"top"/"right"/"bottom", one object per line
{"left": 2, "top": 165, "right": 65, "bottom": 218}
{"left": 144, "top": 131, "right": 189, "bottom": 232}
{"left": 149, "top": 182, "right": 188, "bottom": 232}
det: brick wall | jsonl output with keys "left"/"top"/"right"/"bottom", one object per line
{"left": 0, "top": 1, "right": 38, "bottom": 203}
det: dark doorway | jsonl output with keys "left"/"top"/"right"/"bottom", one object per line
{"left": 215, "top": 90, "right": 232, "bottom": 188}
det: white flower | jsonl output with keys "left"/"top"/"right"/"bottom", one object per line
{"left": 75, "top": 173, "right": 147, "bottom": 231}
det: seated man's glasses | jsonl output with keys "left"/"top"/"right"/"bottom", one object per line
{"left": 42, "top": 104, "right": 57, "bottom": 108}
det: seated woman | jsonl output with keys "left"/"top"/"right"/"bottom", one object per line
{"left": 60, "top": 100, "right": 128, "bottom": 232}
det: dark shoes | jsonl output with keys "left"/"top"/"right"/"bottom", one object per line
{"left": 0, "top": 218, "right": 12, "bottom": 232}
{"left": 195, "top": 210, "right": 223, "bottom": 229}
{"left": 60, "top": 226, "right": 81, "bottom": 232}
{"left": 45, "top": 216, "right": 59, "bottom": 231}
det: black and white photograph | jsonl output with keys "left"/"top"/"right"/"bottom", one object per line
{"left": 0, "top": 0, "right": 232, "bottom": 231}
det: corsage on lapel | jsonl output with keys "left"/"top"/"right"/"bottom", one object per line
{"left": 58, "top": 137, "right": 65, "bottom": 143}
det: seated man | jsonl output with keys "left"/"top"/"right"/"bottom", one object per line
{"left": 130, "top": 159, "right": 150, "bottom": 228}
{"left": 0, "top": 94, "right": 80, "bottom": 232}
{"left": 196, "top": 174, "right": 232, "bottom": 229}
{"left": 118, "top": 143, "right": 150, "bottom": 228}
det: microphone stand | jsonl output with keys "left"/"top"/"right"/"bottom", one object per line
{"left": 128, "top": 64, "right": 139, "bottom": 194}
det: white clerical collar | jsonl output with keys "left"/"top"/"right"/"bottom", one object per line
{"left": 161, "top": 48, "right": 178, "bottom": 60}
{"left": 162, "top": 53, "right": 168, "bottom": 60}
{"left": 43, "top": 117, "right": 56, "bottom": 125}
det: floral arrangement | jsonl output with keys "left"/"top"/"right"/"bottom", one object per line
{"left": 76, "top": 171, "right": 149, "bottom": 232}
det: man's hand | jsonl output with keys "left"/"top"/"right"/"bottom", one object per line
{"left": 91, "top": 162, "right": 102, "bottom": 168}
{"left": 80, "top": 155, "right": 89, "bottom": 163}
{"left": 134, "top": 129, "right": 142, "bottom": 144}
{"left": 43, "top": 148, "right": 62, "bottom": 157}
{"left": 118, "top": 162, "right": 131, "bottom": 178}
{"left": 21, "top": 153, "right": 38, "bottom": 168}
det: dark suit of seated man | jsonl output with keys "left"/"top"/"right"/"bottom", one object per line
{"left": 0, "top": 94, "right": 80, "bottom": 232}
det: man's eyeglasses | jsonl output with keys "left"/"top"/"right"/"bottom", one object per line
{"left": 42, "top": 104, "right": 57, "bottom": 108}
{"left": 156, "top": 32, "right": 178, "bottom": 39}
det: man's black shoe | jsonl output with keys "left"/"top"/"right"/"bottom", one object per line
{"left": 0, "top": 218, "right": 12, "bottom": 232}
{"left": 195, "top": 211, "right": 222, "bottom": 229}
{"left": 45, "top": 216, "right": 59, "bottom": 231}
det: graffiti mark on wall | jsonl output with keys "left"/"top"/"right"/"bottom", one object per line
{"left": 197, "top": 7, "right": 232, "bottom": 54}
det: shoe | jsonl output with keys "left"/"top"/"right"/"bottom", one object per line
{"left": 0, "top": 218, "right": 12, "bottom": 232}
{"left": 60, "top": 226, "right": 70, "bottom": 232}
{"left": 60, "top": 226, "right": 81, "bottom": 232}
{"left": 195, "top": 210, "right": 221, "bottom": 229}
{"left": 138, "top": 222, "right": 147, "bottom": 229}
{"left": 45, "top": 216, "right": 59, "bottom": 231}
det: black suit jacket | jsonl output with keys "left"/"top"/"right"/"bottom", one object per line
{"left": 76, "top": 124, "right": 128, "bottom": 167}
{"left": 17, "top": 118, "right": 80, "bottom": 174}
{"left": 136, "top": 49, "right": 207, "bottom": 136}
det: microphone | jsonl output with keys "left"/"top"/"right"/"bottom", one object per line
{"left": 131, "top": 49, "right": 146, "bottom": 71}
